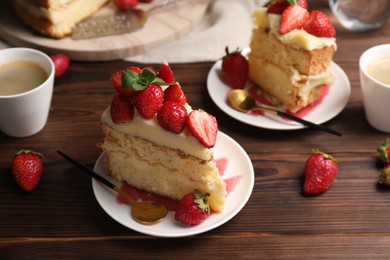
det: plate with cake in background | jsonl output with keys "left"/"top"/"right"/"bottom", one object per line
{"left": 93, "top": 131, "right": 254, "bottom": 237}
{"left": 207, "top": 4, "right": 351, "bottom": 130}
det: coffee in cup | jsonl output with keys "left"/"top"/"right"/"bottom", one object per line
{"left": 0, "top": 48, "right": 55, "bottom": 138}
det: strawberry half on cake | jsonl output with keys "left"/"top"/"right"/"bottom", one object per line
{"left": 248, "top": 0, "right": 337, "bottom": 113}
{"left": 99, "top": 62, "right": 226, "bottom": 213}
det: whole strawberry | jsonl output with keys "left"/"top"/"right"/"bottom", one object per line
{"left": 133, "top": 83, "right": 164, "bottom": 119}
{"left": 50, "top": 54, "right": 70, "bottom": 78}
{"left": 221, "top": 46, "right": 248, "bottom": 89}
{"left": 157, "top": 101, "right": 188, "bottom": 133}
{"left": 377, "top": 138, "right": 390, "bottom": 164}
{"left": 157, "top": 61, "right": 175, "bottom": 85}
{"left": 175, "top": 190, "right": 210, "bottom": 225}
{"left": 11, "top": 150, "right": 44, "bottom": 192}
{"left": 303, "top": 149, "right": 338, "bottom": 195}
{"left": 110, "top": 94, "right": 135, "bottom": 123}
{"left": 303, "top": 10, "right": 336, "bottom": 38}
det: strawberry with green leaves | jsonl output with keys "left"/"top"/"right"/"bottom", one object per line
{"left": 377, "top": 138, "right": 390, "bottom": 164}
{"left": 175, "top": 190, "right": 211, "bottom": 225}
{"left": 221, "top": 46, "right": 248, "bottom": 89}
{"left": 303, "top": 149, "right": 338, "bottom": 195}
{"left": 11, "top": 150, "right": 44, "bottom": 192}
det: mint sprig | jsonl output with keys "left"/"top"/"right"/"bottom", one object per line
{"left": 121, "top": 68, "right": 167, "bottom": 92}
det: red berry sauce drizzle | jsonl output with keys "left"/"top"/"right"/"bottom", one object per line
{"left": 247, "top": 84, "right": 330, "bottom": 118}
{"left": 117, "top": 157, "right": 243, "bottom": 212}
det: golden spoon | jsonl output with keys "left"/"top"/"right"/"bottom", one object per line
{"left": 57, "top": 151, "right": 167, "bottom": 225}
{"left": 227, "top": 89, "right": 342, "bottom": 136}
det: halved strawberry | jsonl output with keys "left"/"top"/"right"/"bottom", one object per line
{"left": 133, "top": 83, "right": 164, "bottom": 119}
{"left": 157, "top": 61, "right": 175, "bottom": 84}
{"left": 110, "top": 94, "right": 135, "bottom": 123}
{"left": 163, "top": 83, "right": 186, "bottom": 104}
{"left": 186, "top": 110, "right": 218, "bottom": 148}
{"left": 157, "top": 101, "right": 188, "bottom": 133}
{"left": 303, "top": 10, "right": 336, "bottom": 38}
{"left": 279, "top": 4, "right": 309, "bottom": 34}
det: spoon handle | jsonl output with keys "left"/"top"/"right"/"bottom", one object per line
{"left": 255, "top": 107, "right": 342, "bottom": 136}
{"left": 57, "top": 150, "right": 136, "bottom": 205}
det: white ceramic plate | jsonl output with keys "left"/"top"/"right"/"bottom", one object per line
{"left": 92, "top": 131, "right": 254, "bottom": 237}
{"left": 207, "top": 59, "right": 351, "bottom": 130}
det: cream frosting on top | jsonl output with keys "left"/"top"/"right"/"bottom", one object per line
{"left": 252, "top": 7, "right": 337, "bottom": 51}
{"left": 101, "top": 105, "right": 214, "bottom": 161}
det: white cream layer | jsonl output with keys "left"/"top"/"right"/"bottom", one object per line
{"left": 252, "top": 7, "right": 337, "bottom": 51}
{"left": 101, "top": 107, "right": 214, "bottom": 161}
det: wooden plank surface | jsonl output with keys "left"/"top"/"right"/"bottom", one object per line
{"left": 1, "top": 0, "right": 390, "bottom": 258}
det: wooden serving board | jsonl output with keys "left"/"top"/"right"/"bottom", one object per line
{"left": 0, "top": 0, "right": 208, "bottom": 61}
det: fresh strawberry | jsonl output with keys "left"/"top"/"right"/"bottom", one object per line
{"left": 50, "top": 54, "right": 70, "bottom": 78}
{"left": 186, "top": 110, "right": 218, "bottom": 148}
{"left": 133, "top": 83, "right": 164, "bottom": 119}
{"left": 11, "top": 150, "right": 43, "bottom": 192}
{"left": 303, "top": 149, "right": 338, "bottom": 195}
{"left": 110, "top": 71, "right": 122, "bottom": 91}
{"left": 379, "top": 163, "right": 390, "bottom": 186}
{"left": 157, "top": 101, "right": 188, "bottom": 133}
{"left": 110, "top": 67, "right": 142, "bottom": 97}
{"left": 163, "top": 83, "right": 186, "bottom": 104}
{"left": 157, "top": 61, "right": 175, "bottom": 85}
{"left": 303, "top": 10, "right": 336, "bottom": 38}
{"left": 114, "top": 0, "right": 138, "bottom": 10}
{"left": 267, "top": 0, "right": 289, "bottom": 14}
{"left": 279, "top": 4, "right": 309, "bottom": 34}
{"left": 297, "top": 0, "right": 308, "bottom": 9}
{"left": 268, "top": 0, "right": 308, "bottom": 14}
{"left": 378, "top": 138, "right": 390, "bottom": 164}
{"left": 221, "top": 47, "right": 249, "bottom": 89}
{"left": 174, "top": 190, "right": 210, "bottom": 225}
{"left": 110, "top": 94, "right": 134, "bottom": 123}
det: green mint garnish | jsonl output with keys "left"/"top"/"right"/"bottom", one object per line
{"left": 121, "top": 68, "right": 167, "bottom": 92}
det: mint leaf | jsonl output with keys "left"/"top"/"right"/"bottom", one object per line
{"left": 151, "top": 77, "right": 167, "bottom": 85}
{"left": 121, "top": 70, "right": 139, "bottom": 89}
{"left": 141, "top": 68, "right": 157, "bottom": 82}
{"left": 120, "top": 67, "right": 167, "bottom": 92}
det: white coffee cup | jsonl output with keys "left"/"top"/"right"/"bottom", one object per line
{"left": 0, "top": 48, "right": 54, "bottom": 137}
{"left": 359, "top": 44, "right": 390, "bottom": 133}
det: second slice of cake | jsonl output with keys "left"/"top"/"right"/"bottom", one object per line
{"left": 248, "top": 1, "right": 337, "bottom": 113}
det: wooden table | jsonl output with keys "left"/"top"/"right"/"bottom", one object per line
{"left": 2, "top": 1, "right": 390, "bottom": 259}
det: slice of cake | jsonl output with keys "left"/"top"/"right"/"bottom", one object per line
{"left": 99, "top": 63, "right": 226, "bottom": 213}
{"left": 248, "top": 0, "right": 337, "bottom": 113}
{"left": 12, "top": 0, "right": 109, "bottom": 38}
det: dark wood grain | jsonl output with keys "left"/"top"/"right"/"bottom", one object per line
{"left": 2, "top": 0, "right": 390, "bottom": 258}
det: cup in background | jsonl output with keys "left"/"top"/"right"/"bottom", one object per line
{"left": 0, "top": 48, "right": 54, "bottom": 138}
{"left": 329, "top": 0, "right": 390, "bottom": 31}
{"left": 359, "top": 44, "right": 390, "bottom": 133}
